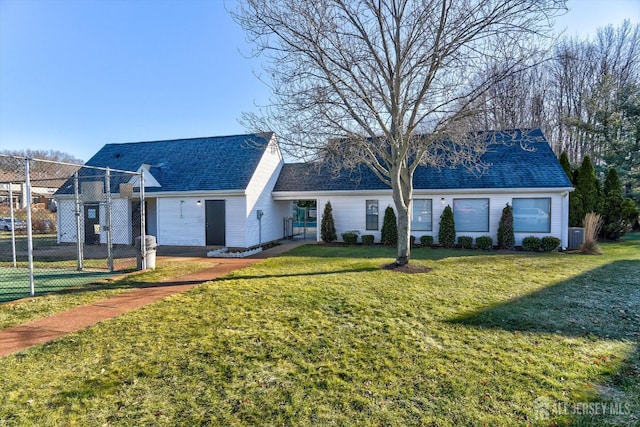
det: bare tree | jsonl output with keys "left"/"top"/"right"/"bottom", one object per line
{"left": 0, "top": 149, "right": 83, "bottom": 182}
{"left": 233, "top": 0, "right": 565, "bottom": 265}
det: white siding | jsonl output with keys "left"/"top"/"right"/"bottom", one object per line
{"left": 155, "top": 196, "right": 248, "bottom": 247}
{"left": 156, "top": 198, "right": 206, "bottom": 246}
{"left": 316, "top": 190, "right": 568, "bottom": 246}
{"left": 316, "top": 195, "right": 396, "bottom": 242}
{"left": 57, "top": 199, "right": 77, "bottom": 243}
{"left": 225, "top": 197, "right": 247, "bottom": 247}
{"left": 110, "top": 198, "right": 131, "bottom": 245}
{"left": 244, "top": 137, "right": 285, "bottom": 247}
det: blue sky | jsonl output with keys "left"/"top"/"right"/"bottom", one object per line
{"left": 1, "top": 0, "right": 639, "bottom": 162}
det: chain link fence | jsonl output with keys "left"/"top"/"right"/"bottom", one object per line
{"left": 0, "top": 154, "right": 147, "bottom": 303}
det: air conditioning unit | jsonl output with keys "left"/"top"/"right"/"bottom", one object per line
{"left": 568, "top": 227, "right": 585, "bottom": 250}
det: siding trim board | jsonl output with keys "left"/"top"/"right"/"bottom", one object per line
{"left": 274, "top": 187, "right": 572, "bottom": 200}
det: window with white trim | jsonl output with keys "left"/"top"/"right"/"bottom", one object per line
{"left": 412, "top": 199, "right": 432, "bottom": 231}
{"left": 513, "top": 198, "right": 551, "bottom": 233}
{"left": 453, "top": 198, "right": 489, "bottom": 232}
{"left": 366, "top": 200, "right": 379, "bottom": 230}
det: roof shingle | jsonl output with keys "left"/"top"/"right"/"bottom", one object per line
{"left": 56, "top": 133, "right": 273, "bottom": 194}
{"left": 274, "top": 129, "right": 572, "bottom": 192}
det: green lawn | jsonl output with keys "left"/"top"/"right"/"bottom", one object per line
{"left": 0, "top": 238, "right": 638, "bottom": 426}
{"left": 0, "top": 260, "right": 217, "bottom": 329}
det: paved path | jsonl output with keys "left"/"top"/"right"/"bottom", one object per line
{"left": 0, "top": 240, "right": 311, "bottom": 358}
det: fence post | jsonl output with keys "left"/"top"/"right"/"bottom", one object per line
{"left": 74, "top": 172, "right": 84, "bottom": 271}
{"left": 140, "top": 170, "right": 146, "bottom": 270}
{"left": 105, "top": 167, "right": 113, "bottom": 272}
{"left": 9, "top": 183, "right": 17, "bottom": 268}
{"left": 24, "top": 158, "right": 35, "bottom": 297}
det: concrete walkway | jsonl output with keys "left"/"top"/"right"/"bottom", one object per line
{"left": 0, "top": 239, "right": 312, "bottom": 358}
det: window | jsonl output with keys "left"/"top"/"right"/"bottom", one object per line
{"left": 412, "top": 199, "right": 432, "bottom": 231}
{"left": 453, "top": 198, "right": 489, "bottom": 232}
{"left": 366, "top": 200, "right": 379, "bottom": 230}
{"left": 513, "top": 198, "right": 551, "bottom": 233}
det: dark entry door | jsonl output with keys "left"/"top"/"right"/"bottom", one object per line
{"left": 84, "top": 204, "right": 101, "bottom": 245}
{"left": 205, "top": 200, "right": 225, "bottom": 246}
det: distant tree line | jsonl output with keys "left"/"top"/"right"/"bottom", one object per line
{"left": 0, "top": 149, "right": 83, "bottom": 183}
{"left": 560, "top": 152, "right": 639, "bottom": 239}
{"left": 472, "top": 21, "right": 640, "bottom": 202}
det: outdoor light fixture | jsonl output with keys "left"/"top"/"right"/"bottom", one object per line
{"left": 196, "top": 200, "right": 201, "bottom": 206}
{"left": 180, "top": 200, "right": 185, "bottom": 218}
{"left": 440, "top": 197, "right": 446, "bottom": 205}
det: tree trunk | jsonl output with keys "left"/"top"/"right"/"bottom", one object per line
{"left": 395, "top": 202, "right": 411, "bottom": 265}
{"left": 391, "top": 166, "right": 413, "bottom": 266}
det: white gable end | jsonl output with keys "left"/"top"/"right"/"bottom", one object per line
{"left": 129, "top": 164, "right": 161, "bottom": 188}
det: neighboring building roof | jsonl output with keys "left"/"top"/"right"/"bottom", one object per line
{"left": 55, "top": 133, "right": 274, "bottom": 195}
{"left": 274, "top": 129, "right": 573, "bottom": 192}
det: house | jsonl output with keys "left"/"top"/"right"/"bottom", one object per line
{"left": 54, "top": 128, "right": 573, "bottom": 249}
{"left": 273, "top": 128, "right": 573, "bottom": 247}
{"left": 1, "top": 170, "right": 68, "bottom": 210}
{"left": 54, "top": 133, "right": 288, "bottom": 248}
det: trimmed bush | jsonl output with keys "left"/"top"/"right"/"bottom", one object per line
{"left": 475, "top": 236, "right": 493, "bottom": 250}
{"left": 341, "top": 232, "right": 358, "bottom": 245}
{"left": 438, "top": 205, "right": 456, "bottom": 248}
{"left": 381, "top": 206, "right": 398, "bottom": 245}
{"left": 458, "top": 236, "right": 473, "bottom": 249}
{"left": 320, "top": 201, "right": 337, "bottom": 243}
{"left": 420, "top": 235, "right": 433, "bottom": 247}
{"left": 522, "top": 236, "right": 542, "bottom": 252}
{"left": 497, "top": 203, "right": 515, "bottom": 250}
{"left": 540, "top": 236, "right": 560, "bottom": 252}
{"left": 361, "top": 234, "right": 375, "bottom": 245}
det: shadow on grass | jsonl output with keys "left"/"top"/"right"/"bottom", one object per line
{"left": 449, "top": 260, "right": 639, "bottom": 340}
{"left": 285, "top": 244, "right": 505, "bottom": 261}
{"left": 450, "top": 259, "right": 640, "bottom": 425}
{"left": 213, "top": 266, "right": 381, "bottom": 282}
{"left": 2, "top": 264, "right": 382, "bottom": 304}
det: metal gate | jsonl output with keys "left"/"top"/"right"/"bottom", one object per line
{"left": 0, "top": 154, "right": 149, "bottom": 302}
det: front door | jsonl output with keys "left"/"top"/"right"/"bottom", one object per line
{"left": 205, "top": 200, "right": 225, "bottom": 246}
{"left": 84, "top": 203, "right": 101, "bottom": 245}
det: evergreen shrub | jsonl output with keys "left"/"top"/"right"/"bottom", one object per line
{"left": 540, "top": 236, "right": 560, "bottom": 252}
{"left": 381, "top": 206, "right": 398, "bottom": 245}
{"left": 341, "top": 232, "right": 358, "bottom": 245}
{"left": 420, "top": 235, "right": 433, "bottom": 246}
{"left": 522, "top": 236, "right": 542, "bottom": 251}
{"left": 497, "top": 204, "right": 515, "bottom": 250}
{"left": 361, "top": 234, "right": 375, "bottom": 245}
{"left": 475, "top": 236, "right": 493, "bottom": 250}
{"left": 438, "top": 205, "right": 456, "bottom": 248}
{"left": 320, "top": 201, "right": 337, "bottom": 243}
{"left": 458, "top": 236, "right": 473, "bottom": 249}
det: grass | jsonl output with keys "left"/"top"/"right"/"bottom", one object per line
{"left": 0, "top": 237, "right": 638, "bottom": 426}
{"left": 0, "top": 260, "right": 216, "bottom": 329}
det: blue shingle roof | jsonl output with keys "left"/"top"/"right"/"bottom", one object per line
{"left": 274, "top": 129, "right": 572, "bottom": 192}
{"left": 56, "top": 133, "right": 273, "bottom": 194}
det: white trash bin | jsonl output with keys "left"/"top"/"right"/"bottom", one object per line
{"left": 135, "top": 235, "right": 157, "bottom": 270}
